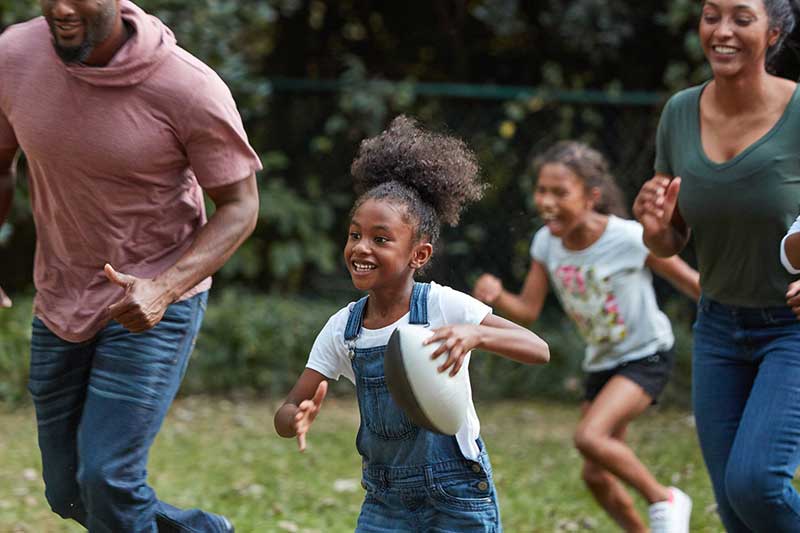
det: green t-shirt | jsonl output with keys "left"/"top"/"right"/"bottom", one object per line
{"left": 655, "top": 82, "right": 800, "bottom": 307}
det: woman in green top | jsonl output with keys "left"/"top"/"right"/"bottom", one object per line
{"left": 633, "top": 0, "right": 800, "bottom": 531}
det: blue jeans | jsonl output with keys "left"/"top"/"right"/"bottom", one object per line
{"left": 356, "top": 452, "right": 501, "bottom": 532}
{"left": 28, "top": 292, "right": 226, "bottom": 532}
{"left": 693, "top": 295, "right": 800, "bottom": 532}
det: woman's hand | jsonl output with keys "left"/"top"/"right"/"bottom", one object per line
{"left": 633, "top": 176, "right": 680, "bottom": 236}
{"left": 472, "top": 274, "right": 503, "bottom": 304}
{"left": 786, "top": 280, "right": 800, "bottom": 319}
{"left": 292, "top": 380, "right": 328, "bottom": 452}
{"left": 424, "top": 324, "right": 482, "bottom": 376}
{"left": 633, "top": 175, "right": 688, "bottom": 257}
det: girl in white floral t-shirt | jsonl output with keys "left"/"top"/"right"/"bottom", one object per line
{"left": 473, "top": 141, "right": 700, "bottom": 533}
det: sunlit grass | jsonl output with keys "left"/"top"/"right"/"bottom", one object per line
{"left": 1, "top": 397, "right": 724, "bottom": 532}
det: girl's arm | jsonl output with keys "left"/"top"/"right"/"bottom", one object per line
{"left": 645, "top": 254, "right": 701, "bottom": 302}
{"left": 274, "top": 368, "right": 328, "bottom": 451}
{"left": 633, "top": 174, "right": 690, "bottom": 257}
{"left": 425, "top": 314, "right": 549, "bottom": 376}
{"left": 473, "top": 259, "right": 549, "bottom": 325}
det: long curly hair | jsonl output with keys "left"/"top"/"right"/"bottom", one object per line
{"left": 350, "top": 115, "right": 485, "bottom": 244}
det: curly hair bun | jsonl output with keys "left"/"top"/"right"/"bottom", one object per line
{"left": 351, "top": 115, "right": 485, "bottom": 227}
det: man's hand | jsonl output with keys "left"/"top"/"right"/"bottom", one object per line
{"left": 105, "top": 263, "right": 170, "bottom": 333}
{"left": 0, "top": 285, "right": 11, "bottom": 308}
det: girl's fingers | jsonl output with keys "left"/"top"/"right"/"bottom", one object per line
{"left": 297, "top": 431, "right": 307, "bottom": 452}
{"left": 450, "top": 354, "right": 465, "bottom": 376}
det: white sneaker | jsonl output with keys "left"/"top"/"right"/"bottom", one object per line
{"left": 648, "top": 486, "right": 692, "bottom": 533}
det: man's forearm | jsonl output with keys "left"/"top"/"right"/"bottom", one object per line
{"left": 152, "top": 197, "right": 258, "bottom": 304}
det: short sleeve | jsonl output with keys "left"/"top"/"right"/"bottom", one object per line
{"left": 530, "top": 227, "right": 550, "bottom": 262}
{"left": 781, "top": 215, "right": 800, "bottom": 274}
{"left": 654, "top": 97, "right": 674, "bottom": 175}
{"left": 305, "top": 310, "right": 355, "bottom": 384}
{"left": 434, "top": 284, "right": 491, "bottom": 326}
{"left": 618, "top": 219, "right": 650, "bottom": 267}
{"left": 179, "top": 72, "right": 262, "bottom": 189}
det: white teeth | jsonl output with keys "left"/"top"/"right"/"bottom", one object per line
{"left": 713, "top": 45, "right": 737, "bottom": 55}
{"left": 353, "top": 262, "right": 376, "bottom": 272}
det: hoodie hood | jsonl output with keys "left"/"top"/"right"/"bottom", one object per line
{"left": 63, "top": 0, "right": 176, "bottom": 87}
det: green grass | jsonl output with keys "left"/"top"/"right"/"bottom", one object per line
{"left": 0, "top": 397, "right": 724, "bottom": 532}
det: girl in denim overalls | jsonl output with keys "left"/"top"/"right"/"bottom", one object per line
{"left": 275, "top": 116, "right": 550, "bottom": 532}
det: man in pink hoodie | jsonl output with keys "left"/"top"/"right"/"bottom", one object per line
{"left": 0, "top": 1, "right": 262, "bottom": 531}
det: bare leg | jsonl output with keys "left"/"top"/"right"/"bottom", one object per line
{"left": 582, "top": 454, "right": 646, "bottom": 533}
{"left": 575, "top": 376, "right": 671, "bottom": 505}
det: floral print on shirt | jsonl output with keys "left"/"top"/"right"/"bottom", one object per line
{"left": 553, "top": 264, "right": 626, "bottom": 345}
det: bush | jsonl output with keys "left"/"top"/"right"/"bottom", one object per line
{"left": 0, "top": 290, "right": 694, "bottom": 408}
{"left": 0, "top": 296, "right": 32, "bottom": 407}
{"left": 184, "top": 288, "right": 341, "bottom": 397}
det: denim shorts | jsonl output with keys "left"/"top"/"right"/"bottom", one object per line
{"left": 583, "top": 347, "right": 674, "bottom": 404}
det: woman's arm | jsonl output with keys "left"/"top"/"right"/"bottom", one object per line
{"left": 426, "top": 313, "right": 549, "bottom": 376}
{"left": 473, "top": 260, "right": 549, "bottom": 325}
{"left": 645, "top": 254, "right": 701, "bottom": 302}
{"left": 633, "top": 174, "right": 690, "bottom": 257}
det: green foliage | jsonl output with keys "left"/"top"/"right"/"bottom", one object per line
{"left": 0, "top": 296, "right": 31, "bottom": 406}
{"left": 182, "top": 289, "right": 341, "bottom": 397}
{"left": 0, "top": 291, "right": 695, "bottom": 408}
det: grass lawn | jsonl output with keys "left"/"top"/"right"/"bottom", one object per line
{"left": 1, "top": 396, "right": 724, "bottom": 532}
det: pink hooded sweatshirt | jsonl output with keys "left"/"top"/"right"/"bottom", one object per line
{"left": 0, "top": 1, "right": 262, "bottom": 342}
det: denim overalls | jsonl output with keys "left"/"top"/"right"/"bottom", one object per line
{"left": 345, "top": 282, "right": 502, "bottom": 532}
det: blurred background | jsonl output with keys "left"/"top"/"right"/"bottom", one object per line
{"left": 4, "top": 0, "right": 788, "bottom": 408}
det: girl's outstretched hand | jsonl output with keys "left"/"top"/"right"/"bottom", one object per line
{"left": 293, "top": 380, "right": 328, "bottom": 452}
{"left": 424, "top": 324, "right": 481, "bottom": 376}
{"left": 0, "top": 285, "right": 11, "bottom": 308}
{"left": 633, "top": 176, "right": 681, "bottom": 239}
{"left": 473, "top": 274, "right": 503, "bottom": 304}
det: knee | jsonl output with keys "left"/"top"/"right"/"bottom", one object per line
{"left": 76, "top": 459, "right": 112, "bottom": 501}
{"left": 573, "top": 425, "right": 603, "bottom": 458}
{"left": 725, "top": 464, "right": 788, "bottom": 517}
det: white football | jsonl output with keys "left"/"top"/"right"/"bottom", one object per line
{"left": 384, "top": 324, "right": 469, "bottom": 435}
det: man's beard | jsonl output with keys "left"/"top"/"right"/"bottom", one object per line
{"left": 48, "top": 2, "right": 118, "bottom": 65}
{"left": 51, "top": 39, "right": 93, "bottom": 64}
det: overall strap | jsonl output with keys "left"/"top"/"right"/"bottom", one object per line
{"left": 344, "top": 296, "right": 369, "bottom": 341}
{"left": 409, "top": 282, "right": 430, "bottom": 325}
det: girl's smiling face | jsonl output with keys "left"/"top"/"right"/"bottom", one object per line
{"left": 344, "top": 199, "right": 431, "bottom": 293}
{"left": 533, "top": 163, "right": 597, "bottom": 238}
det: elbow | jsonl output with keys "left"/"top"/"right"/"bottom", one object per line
{"left": 273, "top": 405, "right": 294, "bottom": 438}
{"left": 537, "top": 342, "right": 550, "bottom": 364}
{"left": 242, "top": 194, "right": 259, "bottom": 238}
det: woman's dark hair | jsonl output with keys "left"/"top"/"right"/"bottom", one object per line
{"left": 763, "top": 0, "right": 799, "bottom": 71}
{"left": 350, "top": 115, "right": 485, "bottom": 244}
{"left": 533, "top": 141, "right": 629, "bottom": 218}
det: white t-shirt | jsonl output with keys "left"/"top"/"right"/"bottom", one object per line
{"left": 306, "top": 281, "right": 491, "bottom": 460}
{"left": 531, "top": 216, "right": 674, "bottom": 372}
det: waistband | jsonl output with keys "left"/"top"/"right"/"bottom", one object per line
{"left": 362, "top": 452, "right": 491, "bottom": 488}
{"left": 698, "top": 294, "right": 795, "bottom": 323}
